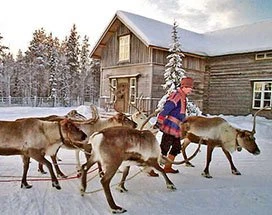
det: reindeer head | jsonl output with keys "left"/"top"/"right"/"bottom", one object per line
{"left": 66, "top": 110, "right": 87, "bottom": 121}
{"left": 60, "top": 119, "right": 87, "bottom": 142}
{"left": 109, "top": 113, "right": 137, "bottom": 128}
{"left": 236, "top": 129, "right": 260, "bottom": 155}
{"left": 235, "top": 107, "right": 270, "bottom": 155}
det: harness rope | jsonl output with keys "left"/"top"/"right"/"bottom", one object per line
{"left": 82, "top": 168, "right": 143, "bottom": 194}
{"left": 0, "top": 167, "right": 98, "bottom": 183}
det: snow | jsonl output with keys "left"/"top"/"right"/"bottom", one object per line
{"left": 0, "top": 106, "right": 271, "bottom": 215}
{"left": 116, "top": 10, "right": 272, "bottom": 56}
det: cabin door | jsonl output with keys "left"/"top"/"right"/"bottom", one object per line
{"left": 114, "top": 78, "right": 129, "bottom": 113}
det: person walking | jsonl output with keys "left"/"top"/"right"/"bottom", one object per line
{"left": 156, "top": 77, "right": 194, "bottom": 173}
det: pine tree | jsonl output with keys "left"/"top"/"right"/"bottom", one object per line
{"left": 162, "top": 21, "right": 186, "bottom": 94}
{"left": 0, "top": 34, "right": 8, "bottom": 59}
{"left": 47, "top": 33, "right": 59, "bottom": 106}
{"left": 79, "top": 35, "right": 90, "bottom": 103}
{"left": 66, "top": 24, "right": 81, "bottom": 104}
{"left": 157, "top": 21, "right": 201, "bottom": 116}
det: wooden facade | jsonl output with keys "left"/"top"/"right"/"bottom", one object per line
{"left": 91, "top": 11, "right": 272, "bottom": 118}
{"left": 204, "top": 53, "right": 272, "bottom": 118}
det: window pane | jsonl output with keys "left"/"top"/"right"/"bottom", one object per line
{"left": 254, "top": 100, "right": 261, "bottom": 108}
{"left": 254, "top": 92, "right": 262, "bottom": 99}
{"left": 264, "top": 83, "right": 272, "bottom": 91}
{"left": 254, "top": 83, "right": 262, "bottom": 91}
{"left": 264, "top": 92, "right": 271, "bottom": 99}
{"left": 264, "top": 100, "right": 271, "bottom": 107}
{"left": 266, "top": 53, "right": 272, "bottom": 58}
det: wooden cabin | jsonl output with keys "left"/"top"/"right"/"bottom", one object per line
{"left": 90, "top": 10, "right": 272, "bottom": 118}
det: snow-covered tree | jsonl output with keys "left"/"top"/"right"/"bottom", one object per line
{"left": 47, "top": 33, "right": 59, "bottom": 106}
{"left": 157, "top": 21, "right": 201, "bottom": 116}
{"left": 79, "top": 35, "right": 91, "bottom": 103}
{"left": 66, "top": 24, "right": 81, "bottom": 104}
{"left": 162, "top": 21, "right": 186, "bottom": 94}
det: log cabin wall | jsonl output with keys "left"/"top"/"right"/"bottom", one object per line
{"left": 205, "top": 52, "right": 272, "bottom": 118}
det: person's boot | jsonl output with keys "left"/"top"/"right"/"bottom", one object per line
{"left": 148, "top": 169, "right": 159, "bottom": 177}
{"left": 164, "top": 154, "right": 179, "bottom": 173}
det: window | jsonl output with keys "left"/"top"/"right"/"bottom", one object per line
{"left": 129, "top": 78, "right": 137, "bottom": 104}
{"left": 110, "top": 78, "right": 117, "bottom": 103}
{"left": 119, "top": 35, "right": 130, "bottom": 62}
{"left": 255, "top": 52, "right": 272, "bottom": 60}
{"left": 252, "top": 81, "right": 272, "bottom": 109}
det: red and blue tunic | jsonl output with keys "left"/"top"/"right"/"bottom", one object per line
{"left": 156, "top": 88, "right": 186, "bottom": 138}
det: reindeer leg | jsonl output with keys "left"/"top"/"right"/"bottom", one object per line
{"left": 149, "top": 158, "right": 176, "bottom": 190}
{"left": 75, "top": 150, "right": 81, "bottom": 175}
{"left": 181, "top": 138, "right": 195, "bottom": 167}
{"left": 80, "top": 156, "right": 96, "bottom": 196}
{"left": 21, "top": 155, "right": 32, "bottom": 189}
{"left": 29, "top": 149, "right": 61, "bottom": 190}
{"left": 222, "top": 148, "right": 241, "bottom": 175}
{"left": 38, "top": 162, "right": 47, "bottom": 174}
{"left": 51, "top": 155, "right": 67, "bottom": 178}
{"left": 202, "top": 144, "right": 214, "bottom": 178}
{"left": 101, "top": 165, "right": 126, "bottom": 213}
{"left": 116, "top": 166, "right": 130, "bottom": 192}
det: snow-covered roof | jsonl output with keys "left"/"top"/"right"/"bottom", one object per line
{"left": 91, "top": 10, "right": 272, "bottom": 57}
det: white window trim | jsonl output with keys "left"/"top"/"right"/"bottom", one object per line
{"left": 119, "top": 35, "right": 130, "bottom": 62}
{"left": 129, "top": 77, "right": 137, "bottom": 104}
{"left": 110, "top": 78, "right": 117, "bottom": 103}
{"left": 255, "top": 52, "right": 272, "bottom": 60}
{"left": 252, "top": 81, "right": 272, "bottom": 109}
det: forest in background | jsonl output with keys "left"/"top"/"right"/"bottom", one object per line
{"left": 0, "top": 24, "right": 100, "bottom": 107}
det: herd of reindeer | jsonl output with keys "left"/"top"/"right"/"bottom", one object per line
{"left": 0, "top": 102, "right": 264, "bottom": 213}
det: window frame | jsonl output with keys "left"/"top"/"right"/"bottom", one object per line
{"left": 118, "top": 34, "right": 130, "bottom": 62}
{"left": 252, "top": 81, "right": 272, "bottom": 109}
{"left": 110, "top": 78, "right": 117, "bottom": 103}
{"left": 255, "top": 52, "right": 272, "bottom": 60}
{"left": 129, "top": 77, "right": 137, "bottom": 104}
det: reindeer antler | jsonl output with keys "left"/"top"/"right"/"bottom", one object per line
{"left": 140, "top": 109, "right": 161, "bottom": 130}
{"left": 252, "top": 106, "right": 270, "bottom": 133}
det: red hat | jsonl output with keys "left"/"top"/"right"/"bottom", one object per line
{"left": 180, "top": 77, "right": 194, "bottom": 88}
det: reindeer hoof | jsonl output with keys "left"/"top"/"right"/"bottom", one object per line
{"left": 38, "top": 169, "right": 47, "bottom": 174}
{"left": 21, "top": 183, "right": 32, "bottom": 189}
{"left": 58, "top": 174, "right": 67, "bottom": 178}
{"left": 167, "top": 184, "right": 176, "bottom": 190}
{"left": 201, "top": 172, "right": 212, "bottom": 178}
{"left": 52, "top": 181, "right": 61, "bottom": 190}
{"left": 111, "top": 207, "right": 127, "bottom": 214}
{"left": 80, "top": 188, "right": 85, "bottom": 196}
{"left": 116, "top": 185, "right": 128, "bottom": 193}
{"left": 232, "top": 170, "right": 241, "bottom": 175}
{"left": 185, "top": 163, "right": 195, "bottom": 167}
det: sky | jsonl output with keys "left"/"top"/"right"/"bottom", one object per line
{"left": 1, "top": 0, "right": 272, "bottom": 56}
{"left": 0, "top": 106, "right": 271, "bottom": 214}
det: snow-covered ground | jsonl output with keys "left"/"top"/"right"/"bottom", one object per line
{"left": 0, "top": 106, "right": 271, "bottom": 215}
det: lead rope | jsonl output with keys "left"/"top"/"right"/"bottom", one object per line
{"left": 82, "top": 168, "right": 143, "bottom": 194}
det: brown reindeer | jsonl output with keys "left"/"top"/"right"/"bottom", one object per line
{"left": 0, "top": 118, "right": 86, "bottom": 189}
{"left": 80, "top": 126, "right": 200, "bottom": 214}
{"left": 36, "top": 106, "right": 137, "bottom": 178}
{"left": 17, "top": 108, "right": 89, "bottom": 178}
{"left": 180, "top": 110, "right": 263, "bottom": 178}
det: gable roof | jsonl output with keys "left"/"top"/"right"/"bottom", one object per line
{"left": 91, "top": 10, "right": 272, "bottom": 58}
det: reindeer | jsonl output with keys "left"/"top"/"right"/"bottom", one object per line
{"left": 36, "top": 105, "right": 137, "bottom": 178}
{"left": 80, "top": 126, "right": 201, "bottom": 214}
{"left": 129, "top": 101, "right": 159, "bottom": 135}
{"left": 17, "top": 108, "right": 90, "bottom": 178}
{"left": 0, "top": 118, "right": 86, "bottom": 189}
{"left": 180, "top": 108, "right": 264, "bottom": 178}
